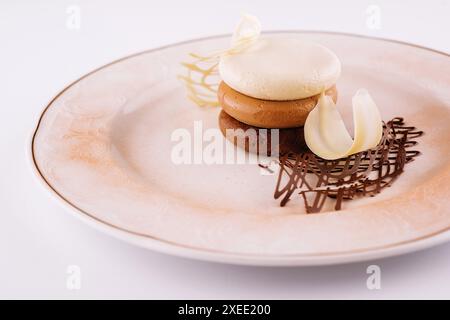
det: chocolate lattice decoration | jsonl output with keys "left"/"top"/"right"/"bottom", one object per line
{"left": 272, "top": 117, "right": 423, "bottom": 213}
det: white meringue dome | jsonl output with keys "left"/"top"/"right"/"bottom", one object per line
{"left": 219, "top": 38, "right": 341, "bottom": 101}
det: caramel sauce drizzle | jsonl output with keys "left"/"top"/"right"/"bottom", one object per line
{"left": 178, "top": 53, "right": 221, "bottom": 107}
{"left": 178, "top": 16, "right": 260, "bottom": 107}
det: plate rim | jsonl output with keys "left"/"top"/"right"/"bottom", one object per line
{"left": 29, "top": 30, "right": 450, "bottom": 266}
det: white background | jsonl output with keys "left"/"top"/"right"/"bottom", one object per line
{"left": 1, "top": 0, "right": 449, "bottom": 299}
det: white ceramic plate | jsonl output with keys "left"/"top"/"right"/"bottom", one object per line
{"left": 31, "top": 32, "right": 450, "bottom": 266}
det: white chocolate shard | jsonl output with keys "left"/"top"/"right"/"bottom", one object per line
{"left": 231, "top": 14, "right": 261, "bottom": 49}
{"left": 304, "top": 89, "right": 383, "bottom": 160}
{"left": 178, "top": 14, "right": 261, "bottom": 107}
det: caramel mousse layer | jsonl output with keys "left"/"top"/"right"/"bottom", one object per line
{"left": 218, "top": 81, "right": 338, "bottom": 129}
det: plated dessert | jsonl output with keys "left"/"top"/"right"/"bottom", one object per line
{"left": 218, "top": 38, "right": 340, "bottom": 128}
{"left": 216, "top": 37, "right": 339, "bottom": 154}
{"left": 32, "top": 22, "right": 450, "bottom": 265}
{"left": 181, "top": 15, "right": 421, "bottom": 212}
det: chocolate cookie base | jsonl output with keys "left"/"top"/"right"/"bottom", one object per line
{"left": 218, "top": 110, "right": 307, "bottom": 156}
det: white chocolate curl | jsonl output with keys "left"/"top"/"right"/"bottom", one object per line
{"left": 231, "top": 14, "right": 261, "bottom": 49}
{"left": 304, "top": 89, "right": 383, "bottom": 160}
{"left": 178, "top": 14, "right": 261, "bottom": 107}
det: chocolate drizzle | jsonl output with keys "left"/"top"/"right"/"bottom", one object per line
{"left": 270, "top": 117, "right": 423, "bottom": 213}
